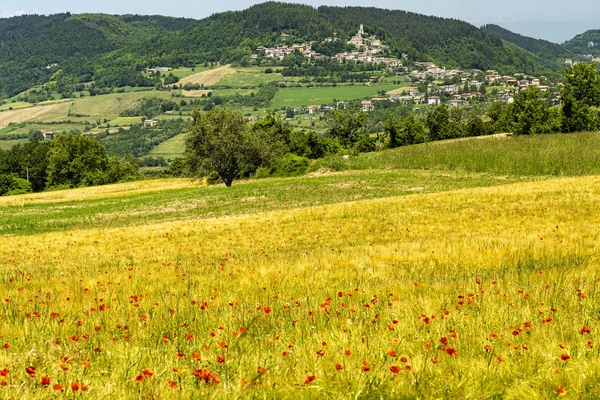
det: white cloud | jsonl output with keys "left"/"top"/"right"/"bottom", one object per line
{"left": 0, "top": 10, "right": 25, "bottom": 18}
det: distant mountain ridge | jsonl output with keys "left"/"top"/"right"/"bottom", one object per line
{"left": 563, "top": 30, "right": 600, "bottom": 56}
{"left": 480, "top": 24, "right": 571, "bottom": 59}
{"left": 0, "top": 2, "right": 584, "bottom": 98}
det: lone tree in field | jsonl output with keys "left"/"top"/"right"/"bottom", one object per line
{"left": 185, "top": 109, "right": 250, "bottom": 187}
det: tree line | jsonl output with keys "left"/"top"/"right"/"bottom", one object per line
{"left": 185, "top": 63, "right": 600, "bottom": 186}
{"left": 0, "top": 135, "right": 140, "bottom": 195}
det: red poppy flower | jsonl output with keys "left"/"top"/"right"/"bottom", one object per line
{"left": 316, "top": 349, "right": 326, "bottom": 356}
{"left": 167, "top": 380, "right": 178, "bottom": 389}
{"left": 560, "top": 354, "right": 570, "bottom": 361}
{"left": 580, "top": 326, "right": 591, "bottom": 335}
{"left": 53, "top": 384, "right": 64, "bottom": 392}
{"left": 304, "top": 375, "right": 316, "bottom": 385}
{"left": 41, "top": 376, "right": 51, "bottom": 386}
{"left": 335, "top": 364, "right": 344, "bottom": 370}
{"left": 390, "top": 366, "right": 400, "bottom": 373}
{"left": 25, "top": 366, "right": 36, "bottom": 378}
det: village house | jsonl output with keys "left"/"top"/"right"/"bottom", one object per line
{"left": 144, "top": 119, "right": 159, "bottom": 127}
{"left": 361, "top": 100, "right": 374, "bottom": 112}
{"left": 427, "top": 96, "right": 441, "bottom": 106}
{"left": 41, "top": 131, "right": 55, "bottom": 140}
{"left": 448, "top": 99, "right": 466, "bottom": 106}
{"left": 307, "top": 105, "right": 320, "bottom": 115}
{"left": 146, "top": 67, "right": 172, "bottom": 73}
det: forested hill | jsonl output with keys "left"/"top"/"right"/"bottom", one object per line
{"left": 481, "top": 24, "right": 571, "bottom": 59}
{"left": 0, "top": 2, "right": 572, "bottom": 98}
{"left": 0, "top": 13, "right": 195, "bottom": 97}
{"left": 563, "top": 30, "right": 600, "bottom": 56}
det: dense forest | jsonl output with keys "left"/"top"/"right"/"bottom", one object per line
{"left": 0, "top": 2, "right": 585, "bottom": 98}
{"left": 481, "top": 24, "right": 571, "bottom": 60}
{"left": 563, "top": 30, "right": 600, "bottom": 56}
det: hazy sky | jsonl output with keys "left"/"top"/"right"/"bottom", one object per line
{"left": 1, "top": 0, "right": 599, "bottom": 43}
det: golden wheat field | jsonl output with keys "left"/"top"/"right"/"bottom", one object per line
{"left": 0, "top": 103, "right": 71, "bottom": 129}
{"left": 177, "top": 66, "right": 235, "bottom": 87}
{"left": 1, "top": 176, "right": 599, "bottom": 398}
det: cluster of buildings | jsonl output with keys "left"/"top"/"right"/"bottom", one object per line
{"left": 410, "top": 63, "right": 472, "bottom": 80}
{"left": 254, "top": 26, "right": 403, "bottom": 68}
{"left": 255, "top": 42, "right": 320, "bottom": 61}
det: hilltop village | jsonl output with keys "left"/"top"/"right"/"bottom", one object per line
{"left": 253, "top": 25, "right": 558, "bottom": 112}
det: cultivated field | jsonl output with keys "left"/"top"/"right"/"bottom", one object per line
{"left": 148, "top": 133, "right": 187, "bottom": 159}
{"left": 2, "top": 134, "right": 600, "bottom": 398}
{"left": 69, "top": 92, "right": 172, "bottom": 118}
{"left": 212, "top": 67, "right": 300, "bottom": 88}
{"left": 271, "top": 84, "right": 402, "bottom": 108}
{"left": 0, "top": 102, "right": 70, "bottom": 129}
{"left": 177, "top": 65, "right": 236, "bottom": 87}
{"left": 0, "top": 172, "right": 599, "bottom": 398}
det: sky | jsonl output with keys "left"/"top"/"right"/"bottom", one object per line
{"left": 1, "top": 0, "right": 599, "bottom": 43}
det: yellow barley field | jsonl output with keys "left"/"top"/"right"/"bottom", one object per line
{"left": 0, "top": 176, "right": 599, "bottom": 398}
{"left": 177, "top": 66, "right": 235, "bottom": 87}
{"left": 0, "top": 103, "right": 71, "bottom": 129}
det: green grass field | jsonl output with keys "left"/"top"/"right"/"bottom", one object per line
{"left": 170, "top": 65, "right": 215, "bottom": 79}
{"left": 69, "top": 91, "right": 172, "bottom": 118}
{"left": 271, "top": 84, "right": 403, "bottom": 108}
{"left": 0, "top": 139, "right": 28, "bottom": 149}
{"left": 213, "top": 67, "right": 302, "bottom": 88}
{"left": 313, "top": 132, "right": 600, "bottom": 176}
{"left": 148, "top": 133, "right": 187, "bottom": 159}
{"left": 1, "top": 122, "right": 89, "bottom": 136}
{"left": 0, "top": 101, "right": 32, "bottom": 112}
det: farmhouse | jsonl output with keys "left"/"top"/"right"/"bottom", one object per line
{"left": 41, "top": 131, "right": 55, "bottom": 140}
{"left": 146, "top": 67, "right": 172, "bottom": 73}
{"left": 307, "top": 105, "right": 320, "bottom": 115}
{"left": 361, "top": 100, "right": 374, "bottom": 112}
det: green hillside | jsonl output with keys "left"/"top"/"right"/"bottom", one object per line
{"left": 481, "top": 24, "right": 571, "bottom": 59}
{"left": 0, "top": 2, "right": 575, "bottom": 99}
{"left": 563, "top": 30, "right": 600, "bottom": 56}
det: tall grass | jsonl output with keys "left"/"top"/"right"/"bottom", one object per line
{"left": 313, "top": 132, "right": 600, "bottom": 176}
{"left": 0, "top": 176, "right": 599, "bottom": 398}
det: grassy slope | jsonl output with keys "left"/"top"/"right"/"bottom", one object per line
{"left": 0, "top": 169, "right": 525, "bottom": 237}
{"left": 271, "top": 84, "right": 401, "bottom": 108}
{"left": 0, "top": 173, "right": 599, "bottom": 398}
{"left": 147, "top": 133, "right": 187, "bottom": 159}
{"left": 5, "top": 132, "right": 600, "bottom": 236}
{"left": 69, "top": 92, "right": 172, "bottom": 118}
{"left": 316, "top": 132, "right": 600, "bottom": 176}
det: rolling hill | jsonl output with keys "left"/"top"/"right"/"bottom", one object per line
{"left": 480, "top": 24, "right": 571, "bottom": 59}
{"left": 563, "top": 30, "right": 600, "bottom": 56}
{"left": 0, "top": 2, "right": 579, "bottom": 99}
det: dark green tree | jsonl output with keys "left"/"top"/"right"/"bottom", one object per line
{"left": 326, "top": 109, "right": 367, "bottom": 147}
{"left": 185, "top": 109, "right": 253, "bottom": 187}
{"left": 384, "top": 114, "right": 425, "bottom": 148}
{"left": 505, "top": 87, "right": 554, "bottom": 135}
{"left": 561, "top": 62, "right": 600, "bottom": 133}
{"left": 46, "top": 134, "right": 111, "bottom": 188}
